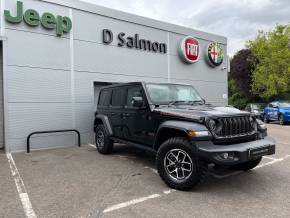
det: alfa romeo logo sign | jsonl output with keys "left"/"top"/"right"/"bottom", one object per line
{"left": 179, "top": 36, "right": 200, "bottom": 64}
{"left": 207, "top": 42, "right": 224, "bottom": 67}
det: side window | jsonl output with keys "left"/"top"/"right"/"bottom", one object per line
{"left": 98, "top": 89, "right": 111, "bottom": 107}
{"left": 111, "top": 88, "right": 126, "bottom": 107}
{"left": 126, "top": 86, "right": 143, "bottom": 107}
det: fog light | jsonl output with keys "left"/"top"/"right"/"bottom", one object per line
{"left": 214, "top": 152, "right": 237, "bottom": 161}
{"left": 221, "top": 152, "right": 229, "bottom": 159}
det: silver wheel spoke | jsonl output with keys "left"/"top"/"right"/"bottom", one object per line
{"left": 164, "top": 148, "right": 193, "bottom": 181}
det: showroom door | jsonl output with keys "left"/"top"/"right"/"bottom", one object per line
{"left": 0, "top": 42, "right": 4, "bottom": 149}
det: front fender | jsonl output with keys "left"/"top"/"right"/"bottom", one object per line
{"left": 158, "top": 120, "right": 208, "bottom": 132}
{"left": 153, "top": 120, "right": 210, "bottom": 149}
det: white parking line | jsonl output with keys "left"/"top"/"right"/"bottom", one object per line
{"left": 88, "top": 143, "right": 96, "bottom": 148}
{"left": 103, "top": 193, "right": 161, "bottom": 213}
{"left": 263, "top": 156, "right": 278, "bottom": 160}
{"left": 255, "top": 155, "right": 290, "bottom": 169}
{"left": 144, "top": 166, "right": 158, "bottom": 174}
{"left": 6, "top": 153, "right": 37, "bottom": 218}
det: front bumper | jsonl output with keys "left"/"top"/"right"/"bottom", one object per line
{"left": 195, "top": 136, "right": 275, "bottom": 165}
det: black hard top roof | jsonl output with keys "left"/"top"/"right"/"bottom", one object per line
{"left": 100, "top": 81, "right": 192, "bottom": 91}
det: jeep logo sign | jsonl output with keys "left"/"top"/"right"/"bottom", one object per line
{"left": 178, "top": 36, "right": 200, "bottom": 64}
{"left": 4, "top": 1, "right": 72, "bottom": 36}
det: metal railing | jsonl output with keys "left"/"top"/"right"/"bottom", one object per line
{"left": 27, "top": 129, "right": 81, "bottom": 153}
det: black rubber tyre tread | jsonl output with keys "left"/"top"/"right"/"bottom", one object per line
{"left": 279, "top": 115, "right": 285, "bottom": 125}
{"left": 156, "top": 137, "right": 207, "bottom": 191}
{"left": 230, "top": 157, "right": 262, "bottom": 171}
{"left": 95, "top": 124, "right": 114, "bottom": 154}
{"left": 264, "top": 115, "right": 269, "bottom": 123}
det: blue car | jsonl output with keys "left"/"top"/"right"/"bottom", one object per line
{"left": 263, "top": 101, "right": 290, "bottom": 125}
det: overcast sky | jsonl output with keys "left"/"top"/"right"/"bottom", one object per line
{"left": 81, "top": 0, "right": 290, "bottom": 56}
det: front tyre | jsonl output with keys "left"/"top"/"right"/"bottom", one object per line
{"left": 95, "top": 124, "right": 114, "bottom": 154}
{"left": 156, "top": 137, "right": 206, "bottom": 191}
{"left": 230, "top": 157, "right": 262, "bottom": 171}
{"left": 279, "top": 115, "right": 285, "bottom": 125}
{"left": 264, "top": 115, "right": 269, "bottom": 123}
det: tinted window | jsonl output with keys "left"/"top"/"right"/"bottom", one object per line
{"left": 98, "top": 89, "right": 111, "bottom": 106}
{"left": 126, "top": 86, "right": 143, "bottom": 107}
{"left": 111, "top": 88, "right": 126, "bottom": 107}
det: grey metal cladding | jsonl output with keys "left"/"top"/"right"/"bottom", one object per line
{"left": 7, "top": 66, "right": 71, "bottom": 102}
{"left": 74, "top": 40, "right": 168, "bottom": 77}
{"left": 7, "top": 102, "right": 73, "bottom": 139}
{"left": 169, "top": 56, "right": 227, "bottom": 83}
{"left": 74, "top": 103, "right": 94, "bottom": 133}
{"left": 6, "top": 29, "right": 70, "bottom": 70}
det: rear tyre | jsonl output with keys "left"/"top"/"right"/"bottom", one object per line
{"left": 230, "top": 157, "right": 262, "bottom": 171}
{"left": 156, "top": 137, "right": 207, "bottom": 191}
{"left": 95, "top": 124, "right": 114, "bottom": 154}
{"left": 279, "top": 115, "right": 285, "bottom": 125}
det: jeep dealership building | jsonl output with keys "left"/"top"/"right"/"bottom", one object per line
{"left": 0, "top": 0, "right": 228, "bottom": 152}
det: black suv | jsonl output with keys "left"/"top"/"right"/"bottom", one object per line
{"left": 94, "top": 82, "right": 275, "bottom": 190}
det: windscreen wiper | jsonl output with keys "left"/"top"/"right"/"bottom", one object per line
{"left": 168, "top": 100, "right": 187, "bottom": 106}
{"left": 188, "top": 100, "right": 205, "bottom": 105}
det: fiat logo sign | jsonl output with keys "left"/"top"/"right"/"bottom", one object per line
{"left": 178, "top": 36, "right": 200, "bottom": 64}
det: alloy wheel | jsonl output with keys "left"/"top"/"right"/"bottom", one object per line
{"left": 164, "top": 149, "right": 193, "bottom": 181}
{"left": 96, "top": 130, "right": 105, "bottom": 149}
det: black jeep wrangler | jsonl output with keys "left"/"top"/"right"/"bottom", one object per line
{"left": 94, "top": 82, "right": 275, "bottom": 190}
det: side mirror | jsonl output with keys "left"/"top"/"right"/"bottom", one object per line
{"left": 132, "top": 96, "right": 144, "bottom": 107}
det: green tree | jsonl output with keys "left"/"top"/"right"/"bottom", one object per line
{"left": 247, "top": 24, "right": 290, "bottom": 100}
{"left": 228, "top": 79, "right": 248, "bottom": 109}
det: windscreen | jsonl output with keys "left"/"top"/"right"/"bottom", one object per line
{"left": 145, "top": 83, "right": 203, "bottom": 104}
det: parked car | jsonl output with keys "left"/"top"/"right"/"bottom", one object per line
{"left": 94, "top": 82, "right": 275, "bottom": 190}
{"left": 244, "top": 103, "right": 265, "bottom": 119}
{"left": 263, "top": 101, "right": 290, "bottom": 125}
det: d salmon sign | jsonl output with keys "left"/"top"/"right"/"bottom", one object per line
{"left": 178, "top": 36, "right": 200, "bottom": 64}
{"left": 206, "top": 42, "right": 224, "bottom": 67}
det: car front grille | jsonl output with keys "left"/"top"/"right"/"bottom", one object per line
{"left": 208, "top": 116, "right": 256, "bottom": 139}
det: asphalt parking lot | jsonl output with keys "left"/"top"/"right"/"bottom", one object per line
{"left": 1, "top": 123, "right": 290, "bottom": 218}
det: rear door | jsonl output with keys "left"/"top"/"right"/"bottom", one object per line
{"left": 109, "top": 88, "right": 126, "bottom": 139}
{"left": 122, "top": 85, "right": 155, "bottom": 146}
{"left": 272, "top": 102, "right": 279, "bottom": 120}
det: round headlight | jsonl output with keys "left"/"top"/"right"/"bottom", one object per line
{"left": 249, "top": 116, "right": 256, "bottom": 128}
{"left": 208, "top": 119, "right": 216, "bottom": 130}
